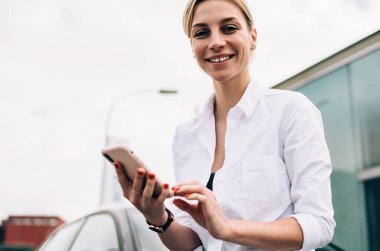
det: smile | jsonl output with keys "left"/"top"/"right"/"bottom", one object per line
{"left": 207, "top": 55, "right": 235, "bottom": 63}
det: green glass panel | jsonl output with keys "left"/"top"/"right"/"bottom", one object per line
{"left": 351, "top": 48, "right": 380, "bottom": 168}
{"left": 297, "top": 67, "right": 361, "bottom": 250}
{"left": 351, "top": 48, "right": 380, "bottom": 251}
{"left": 365, "top": 177, "right": 380, "bottom": 250}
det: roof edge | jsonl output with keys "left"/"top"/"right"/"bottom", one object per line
{"left": 273, "top": 29, "right": 380, "bottom": 90}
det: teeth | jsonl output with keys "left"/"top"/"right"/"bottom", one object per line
{"left": 209, "top": 56, "right": 230, "bottom": 63}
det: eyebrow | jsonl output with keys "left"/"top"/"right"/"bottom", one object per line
{"left": 192, "top": 17, "right": 238, "bottom": 28}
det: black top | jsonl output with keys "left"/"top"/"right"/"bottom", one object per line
{"left": 206, "top": 173, "right": 216, "bottom": 191}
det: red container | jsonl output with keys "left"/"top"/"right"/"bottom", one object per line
{"left": 2, "top": 216, "right": 64, "bottom": 248}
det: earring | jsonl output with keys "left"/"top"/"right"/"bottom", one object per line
{"left": 251, "top": 45, "right": 256, "bottom": 50}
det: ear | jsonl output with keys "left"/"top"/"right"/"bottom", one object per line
{"left": 250, "top": 28, "right": 257, "bottom": 50}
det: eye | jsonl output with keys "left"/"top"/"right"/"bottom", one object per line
{"left": 223, "top": 24, "right": 238, "bottom": 34}
{"left": 193, "top": 29, "right": 209, "bottom": 38}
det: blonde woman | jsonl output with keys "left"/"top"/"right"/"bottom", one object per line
{"left": 114, "top": 0, "right": 335, "bottom": 250}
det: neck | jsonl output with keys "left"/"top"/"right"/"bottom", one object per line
{"left": 213, "top": 75, "right": 250, "bottom": 119}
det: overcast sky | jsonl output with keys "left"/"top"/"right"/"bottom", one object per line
{"left": 0, "top": 0, "right": 379, "bottom": 221}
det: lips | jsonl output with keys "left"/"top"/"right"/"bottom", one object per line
{"left": 206, "top": 54, "right": 236, "bottom": 63}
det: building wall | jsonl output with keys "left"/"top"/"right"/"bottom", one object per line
{"left": 274, "top": 31, "right": 380, "bottom": 251}
{"left": 3, "top": 216, "right": 64, "bottom": 248}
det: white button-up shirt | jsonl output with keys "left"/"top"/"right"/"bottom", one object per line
{"left": 169, "top": 82, "right": 335, "bottom": 251}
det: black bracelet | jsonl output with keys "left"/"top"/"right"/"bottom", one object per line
{"left": 146, "top": 208, "right": 174, "bottom": 233}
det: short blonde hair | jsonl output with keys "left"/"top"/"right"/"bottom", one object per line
{"left": 183, "top": 0, "right": 254, "bottom": 38}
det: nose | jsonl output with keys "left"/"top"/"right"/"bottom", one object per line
{"left": 208, "top": 32, "right": 226, "bottom": 50}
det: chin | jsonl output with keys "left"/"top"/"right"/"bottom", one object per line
{"left": 202, "top": 68, "right": 230, "bottom": 81}
{"left": 209, "top": 73, "right": 235, "bottom": 83}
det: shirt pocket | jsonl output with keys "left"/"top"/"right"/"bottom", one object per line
{"left": 241, "top": 155, "right": 280, "bottom": 204}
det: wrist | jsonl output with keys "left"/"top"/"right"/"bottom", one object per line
{"left": 219, "top": 219, "right": 235, "bottom": 241}
{"left": 146, "top": 208, "right": 174, "bottom": 233}
{"left": 145, "top": 210, "right": 168, "bottom": 226}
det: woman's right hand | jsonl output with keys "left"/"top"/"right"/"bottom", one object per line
{"left": 114, "top": 162, "right": 170, "bottom": 226}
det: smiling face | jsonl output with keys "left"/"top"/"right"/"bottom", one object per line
{"left": 190, "top": 0, "right": 257, "bottom": 84}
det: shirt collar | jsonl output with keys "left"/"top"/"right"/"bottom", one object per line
{"left": 198, "top": 93, "right": 215, "bottom": 125}
{"left": 198, "top": 80, "right": 263, "bottom": 124}
{"left": 235, "top": 80, "right": 263, "bottom": 119}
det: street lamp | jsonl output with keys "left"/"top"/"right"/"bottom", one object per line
{"left": 100, "top": 88, "right": 178, "bottom": 205}
{"left": 104, "top": 89, "right": 177, "bottom": 146}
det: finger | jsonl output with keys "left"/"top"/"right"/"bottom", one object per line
{"left": 114, "top": 162, "right": 132, "bottom": 197}
{"left": 183, "top": 193, "right": 219, "bottom": 221}
{"left": 173, "top": 198, "right": 197, "bottom": 215}
{"left": 131, "top": 167, "right": 145, "bottom": 197}
{"left": 156, "top": 183, "right": 170, "bottom": 204}
{"left": 142, "top": 172, "right": 156, "bottom": 200}
{"left": 174, "top": 184, "right": 207, "bottom": 196}
{"left": 183, "top": 193, "right": 207, "bottom": 203}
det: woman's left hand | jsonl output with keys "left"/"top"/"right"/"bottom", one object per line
{"left": 172, "top": 180, "right": 230, "bottom": 240}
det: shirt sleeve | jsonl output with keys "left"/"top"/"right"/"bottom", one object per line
{"left": 282, "top": 93, "right": 336, "bottom": 250}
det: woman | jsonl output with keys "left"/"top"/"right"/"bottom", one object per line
{"left": 114, "top": 0, "right": 335, "bottom": 250}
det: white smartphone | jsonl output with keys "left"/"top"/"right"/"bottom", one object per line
{"left": 101, "top": 145, "right": 173, "bottom": 198}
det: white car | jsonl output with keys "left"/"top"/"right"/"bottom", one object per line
{"left": 37, "top": 203, "right": 339, "bottom": 251}
{"left": 37, "top": 203, "right": 169, "bottom": 251}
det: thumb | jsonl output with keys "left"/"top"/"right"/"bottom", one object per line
{"left": 173, "top": 199, "right": 196, "bottom": 215}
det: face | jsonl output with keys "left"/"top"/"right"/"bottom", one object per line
{"left": 190, "top": 0, "right": 257, "bottom": 84}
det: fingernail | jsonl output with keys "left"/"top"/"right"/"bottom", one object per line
{"left": 171, "top": 186, "right": 176, "bottom": 191}
{"left": 137, "top": 170, "right": 144, "bottom": 175}
{"left": 185, "top": 194, "right": 190, "bottom": 198}
{"left": 148, "top": 174, "right": 155, "bottom": 179}
{"left": 114, "top": 162, "right": 120, "bottom": 169}
{"left": 174, "top": 187, "right": 180, "bottom": 192}
{"left": 163, "top": 183, "right": 169, "bottom": 189}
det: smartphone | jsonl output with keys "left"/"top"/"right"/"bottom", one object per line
{"left": 101, "top": 145, "right": 172, "bottom": 198}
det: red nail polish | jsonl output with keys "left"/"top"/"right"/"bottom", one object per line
{"left": 171, "top": 186, "right": 176, "bottom": 191}
{"left": 114, "top": 162, "right": 120, "bottom": 169}
{"left": 148, "top": 174, "right": 155, "bottom": 179}
{"left": 174, "top": 187, "right": 180, "bottom": 192}
{"left": 163, "top": 183, "right": 169, "bottom": 189}
{"left": 185, "top": 194, "right": 190, "bottom": 198}
{"left": 137, "top": 170, "right": 144, "bottom": 175}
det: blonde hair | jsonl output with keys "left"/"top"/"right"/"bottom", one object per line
{"left": 183, "top": 0, "right": 254, "bottom": 38}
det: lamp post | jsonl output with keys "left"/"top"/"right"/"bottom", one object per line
{"left": 104, "top": 89, "right": 178, "bottom": 146}
{"left": 100, "top": 88, "right": 178, "bottom": 205}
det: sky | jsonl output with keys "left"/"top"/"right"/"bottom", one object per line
{"left": 0, "top": 0, "right": 379, "bottom": 222}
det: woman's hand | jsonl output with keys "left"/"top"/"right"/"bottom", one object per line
{"left": 114, "top": 162, "right": 170, "bottom": 226}
{"left": 172, "top": 180, "right": 230, "bottom": 240}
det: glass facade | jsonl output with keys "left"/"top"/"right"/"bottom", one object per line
{"left": 365, "top": 177, "right": 380, "bottom": 251}
{"left": 351, "top": 49, "right": 380, "bottom": 169}
{"left": 294, "top": 47, "right": 380, "bottom": 250}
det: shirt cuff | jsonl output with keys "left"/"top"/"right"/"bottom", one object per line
{"left": 290, "top": 213, "right": 322, "bottom": 251}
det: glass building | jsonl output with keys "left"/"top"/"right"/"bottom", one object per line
{"left": 274, "top": 30, "right": 380, "bottom": 251}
